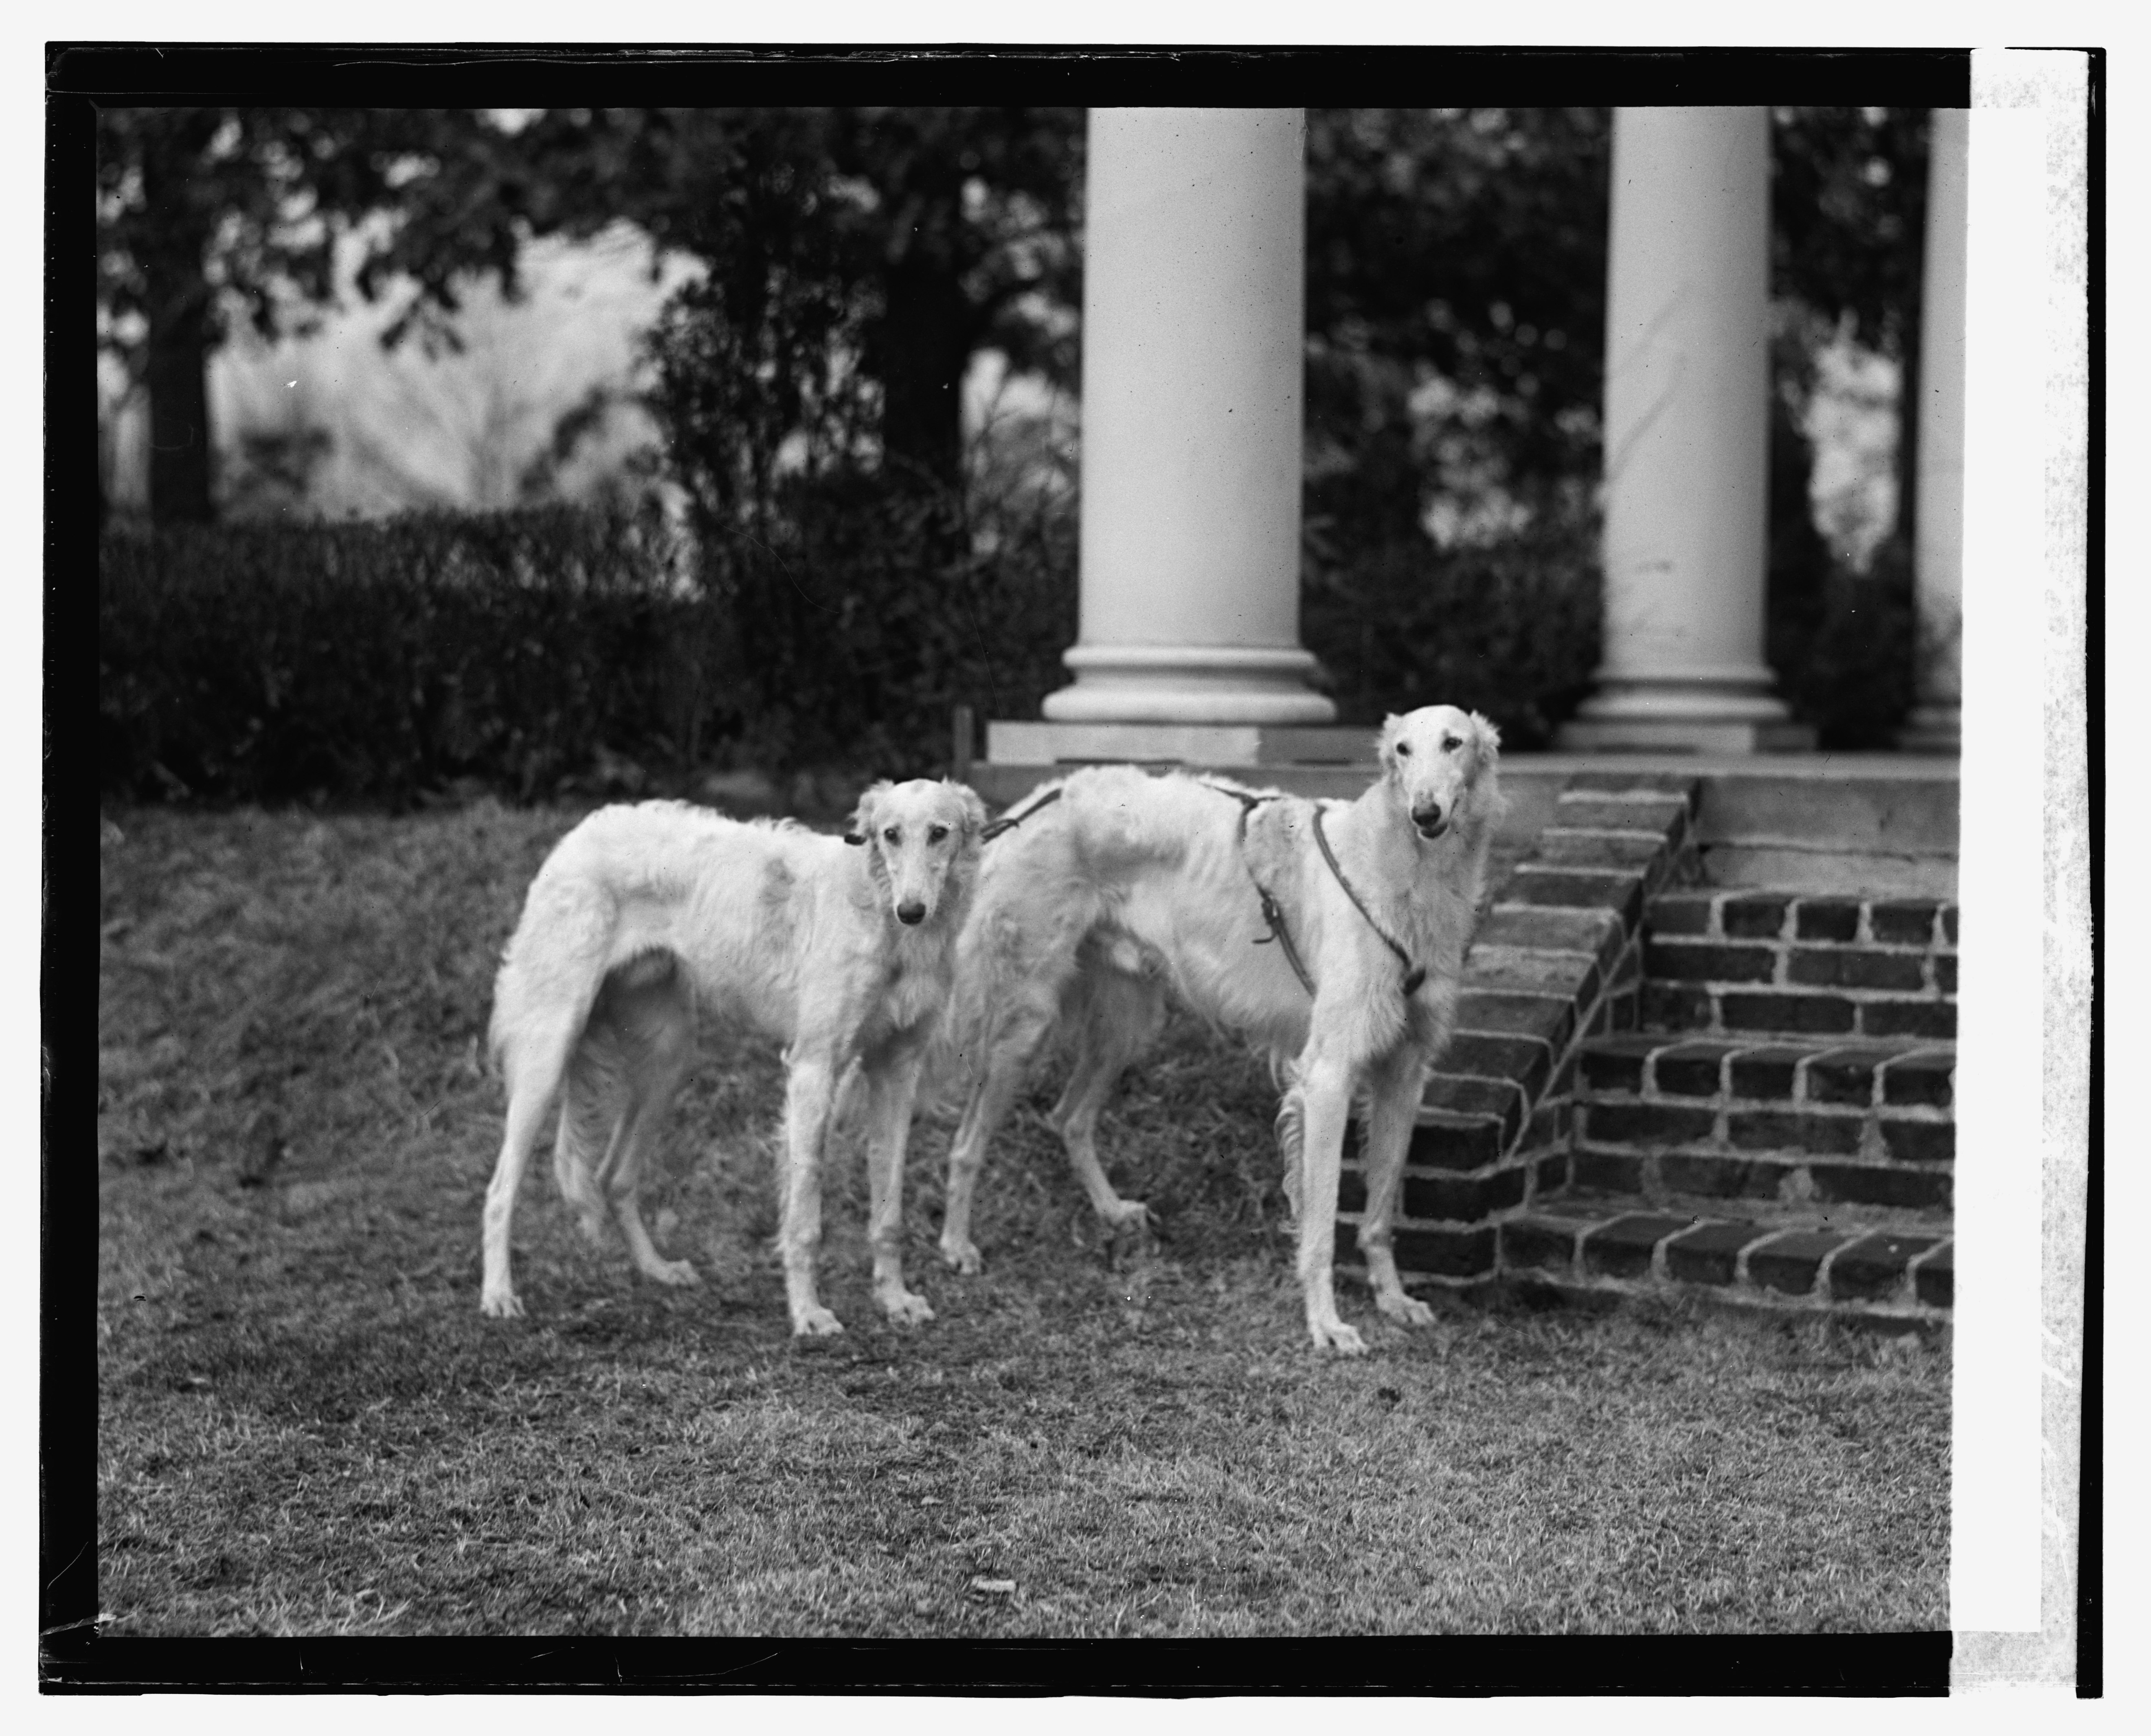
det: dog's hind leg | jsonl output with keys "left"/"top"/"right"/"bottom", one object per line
{"left": 777, "top": 1050, "right": 845, "bottom": 1336}
{"left": 938, "top": 1000, "right": 1057, "bottom": 1275}
{"left": 555, "top": 1023, "right": 628, "bottom": 1246}
{"left": 594, "top": 967, "right": 699, "bottom": 1288}
{"left": 1358, "top": 1047, "right": 1438, "bottom": 1327}
{"left": 861, "top": 1042, "right": 935, "bottom": 1325}
{"left": 482, "top": 1014, "right": 582, "bottom": 1318}
{"left": 1047, "top": 968, "right": 1163, "bottom": 1236}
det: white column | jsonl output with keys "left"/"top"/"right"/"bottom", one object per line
{"left": 1560, "top": 107, "right": 1810, "bottom": 753}
{"left": 1900, "top": 106, "right": 1967, "bottom": 754}
{"left": 1042, "top": 108, "right": 1334, "bottom": 725}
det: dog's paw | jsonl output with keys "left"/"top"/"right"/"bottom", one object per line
{"left": 939, "top": 1237, "right": 984, "bottom": 1276}
{"left": 647, "top": 1258, "right": 700, "bottom": 1288}
{"left": 1308, "top": 1319, "right": 1369, "bottom": 1357}
{"left": 1376, "top": 1291, "right": 1438, "bottom": 1328}
{"left": 792, "top": 1305, "right": 845, "bottom": 1338}
{"left": 878, "top": 1287, "right": 937, "bottom": 1326}
{"left": 1101, "top": 1197, "right": 1155, "bottom": 1234}
{"left": 479, "top": 1288, "right": 525, "bottom": 1320}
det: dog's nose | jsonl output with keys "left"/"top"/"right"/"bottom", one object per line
{"left": 1413, "top": 803, "right": 1445, "bottom": 830}
{"left": 897, "top": 900, "right": 927, "bottom": 926}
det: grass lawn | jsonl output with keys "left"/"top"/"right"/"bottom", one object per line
{"left": 94, "top": 801, "right": 1950, "bottom": 1637}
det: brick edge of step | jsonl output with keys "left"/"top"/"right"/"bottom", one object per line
{"left": 1488, "top": 1209, "right": 1954, "bottom": 1323}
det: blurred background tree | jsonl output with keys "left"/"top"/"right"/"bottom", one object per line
{"left": 95, "top": 108, "right": 558, "bottom": 525}
{"left": 1299, "top": 108, "right": 1612, "bottom": 739}
{"left": 1767, "top": 105, "right": 1931, "bottom": 746}
{"left": 97, "top": 106, "right": 1085, "bottom": 524}
{"left": 1294, "top": 104, "right": 1929, "bottom": 746}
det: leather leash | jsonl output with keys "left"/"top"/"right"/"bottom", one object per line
{"left": 979, "top": 784, "right": 1063, "bottom": 843}
{"left": 1311, "top": 803, "right": 1426, "bottom": 999}
{"left": 983, "top": 777, "right": 1398, "bottom": 1003}
{"left": 1199, "top": 781, "right": 1318, "bottom": 997}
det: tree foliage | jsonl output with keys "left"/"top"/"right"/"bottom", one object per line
{"left": 1305, "top": 106, "right": 1612, "bottom": 507}
{"left": 1771, "top": 105, "right": 1930, "bottom": 358}
{"left": 1765, "top": 106, "right": 1931, "bottom": 743}
{"left": 96, "top": 105, "right": 1086, "bottom": 522}
{"left": 96, "top": 107, "right": 559, "bottom": 522}
{"left": 510, "top": 106, "right": 1083, "bottom": 492}
{"left": 1297, "top": 108, "right": 1611, "bottom": 737}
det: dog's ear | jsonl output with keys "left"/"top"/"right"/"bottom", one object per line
{"left": 1376, "top": 713, "right": 1405, "bottom": 770}
{"left": 1469, "top": 711, "right": 1502, "bottom": 767}
{"left": 948, "top": 781, "right": 989, "bottom": 841}
{"left": 845, "top": 781, "right": 891, "bottom": 847}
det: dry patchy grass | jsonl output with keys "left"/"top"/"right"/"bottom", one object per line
{"left": 94, "top": 801, "right": 1949, "bottom": 1637}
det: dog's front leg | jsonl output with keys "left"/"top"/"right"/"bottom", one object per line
{"left": 1359, "top": 1047, "right": 1437, "bottom": 1327}
{"left": 1292, "top": 1053, "right": 1367, "bottom": 1356}
{"left": 862, "top": 1045, "right": 935, "bottom": 1325}
{"left": 777, "top": 1051, "right": 844, "bottom": 1337}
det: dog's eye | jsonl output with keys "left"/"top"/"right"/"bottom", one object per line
{"left": 882, "top": 827, "right": 901, "bottom": 845}
{"left": 1395, "top": 743, "right": 1411, "bottom": 758}
{"left": 1442, "top": 735, "right": 1463, "bottom": 753}
{"left": 926, "top": 824, "right": 949, "bottom": 844}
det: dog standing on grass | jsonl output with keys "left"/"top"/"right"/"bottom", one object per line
{"left": 933, "top": 706, "right": 1504, "bottom": 1355}
{"left": 480, "top": 779, "right": 987, "bottom": 1335}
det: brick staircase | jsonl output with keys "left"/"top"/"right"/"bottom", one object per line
{"left": 1333, "top": 773, "right": 1957, "bottom": 1330}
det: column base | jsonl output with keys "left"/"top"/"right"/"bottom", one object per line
{"left": 1557, "top": 674, "right": 1813, "bottom": 754}
{"left": 1557, "top": 716, "right": 1817, "bottom": 753}
{"left": 1896, "top": 705, "right": 1962, "bottom": 755}
{"left": 1041, "top": 643, "right": 1337, "bottom": 726}
{"left": 988, "top": 720, "right": 1376, "bottom": 768}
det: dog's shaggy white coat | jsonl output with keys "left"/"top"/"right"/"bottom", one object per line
{"left": 480, "top": 779, "right": 986, "bottom": 1334}
{"left": 934, "top": 705, "right": 1504, "bottom": 1354}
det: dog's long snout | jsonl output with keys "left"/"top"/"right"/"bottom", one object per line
{"left": 897, "top": 899, "right": 928, "bottom": 926}
{"left": 1412, "top": 802, "right": 1448, "bottom": 838}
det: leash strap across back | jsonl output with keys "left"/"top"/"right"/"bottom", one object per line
{"left": 979, "top": 784, "right": 1064, "bottom": 843}
{"left": 1199, "top": 781, "right": 1317, "bottom": 997}
{"left": 1311, "top": 803, "right": 1426, "bottom": 999}
{"left": 984, "top": 777, "right": 1355, "bottom": 1002}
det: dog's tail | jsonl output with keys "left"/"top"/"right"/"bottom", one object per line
{"left": 1274, "top": 1087, "right": 1306, "bottom": 1225}
{"left": 1273, "top": 1079, "right": 1381, "bottom": 1229}
{"left": 487, "top": 862, "right": 628, "bottom": 1220}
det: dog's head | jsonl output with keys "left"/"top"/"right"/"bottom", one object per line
{"left": 1377, "top": 705, "right": 1502, "bottom": 842}
{"left": 845, "top": 778, "right": 989, "bottom": 927}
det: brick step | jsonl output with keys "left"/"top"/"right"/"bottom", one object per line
{"left": 1650, "top": 888, "right": 1958, "bottom": 952}
{"left": 1637, "top": 889, "right": 1957, "bottom": 1042}
{"left": 1328, "top": 773, "right": 1960, "bottom": 1315}
{"left": 1501, "top": 1201, "right": 1952, "bottom": 1325}
{"left": 1569, "top": 1031, "right": 1953, "bottom": 1214}
{"left": 1337, "top": 774, "right": 1702, "bottom": 1283}
{"left": 1580, "top": 1031, "right": 1956, "bottom": 1115}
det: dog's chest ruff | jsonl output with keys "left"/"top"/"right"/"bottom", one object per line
{"left": 871, "top": 932, "right": 956, "bottom": 1040}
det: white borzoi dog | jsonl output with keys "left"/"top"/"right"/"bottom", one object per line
{"left": 480, "top": 779, "right": 987, "bottom": 1335}
{"left": 934, "top": 705, "right": 1503, "bottom": 1355}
